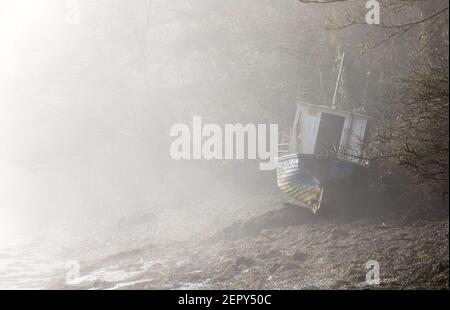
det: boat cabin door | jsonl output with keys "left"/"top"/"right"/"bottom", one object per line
{"left": 314, "top": 113, "right": 345, "bottom": 157}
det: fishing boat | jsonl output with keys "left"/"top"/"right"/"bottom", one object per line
{"left": 277, "top": 102, "right": 369, "bottom": 214}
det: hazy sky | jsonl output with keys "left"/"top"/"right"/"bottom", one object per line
{"left": 0, "top": 1, "right": 92, "bottom": 240}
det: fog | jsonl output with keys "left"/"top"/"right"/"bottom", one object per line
{"left": 0, "top": 0, "right": 448, "bottom": 290}
{"left": 1, "top": 1, "right": 166, "bottom": 238}
{"left": 0, "top": 0, "right": 314, "bottom": 240}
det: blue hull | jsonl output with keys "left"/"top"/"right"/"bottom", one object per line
{"left": 277, "top": 153, "right": 368, "bottom": 213}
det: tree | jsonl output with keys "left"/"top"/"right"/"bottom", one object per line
{"left": 298, "top": 0, "right": 449, "bottom": 205}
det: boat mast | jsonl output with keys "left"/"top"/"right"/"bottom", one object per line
{"left": 331, "top": 52, "right": 345, "bottom": 108}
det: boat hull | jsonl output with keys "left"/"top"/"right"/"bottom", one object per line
{"left": 277, "top": 153, "right": 368, "bottom": 214}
